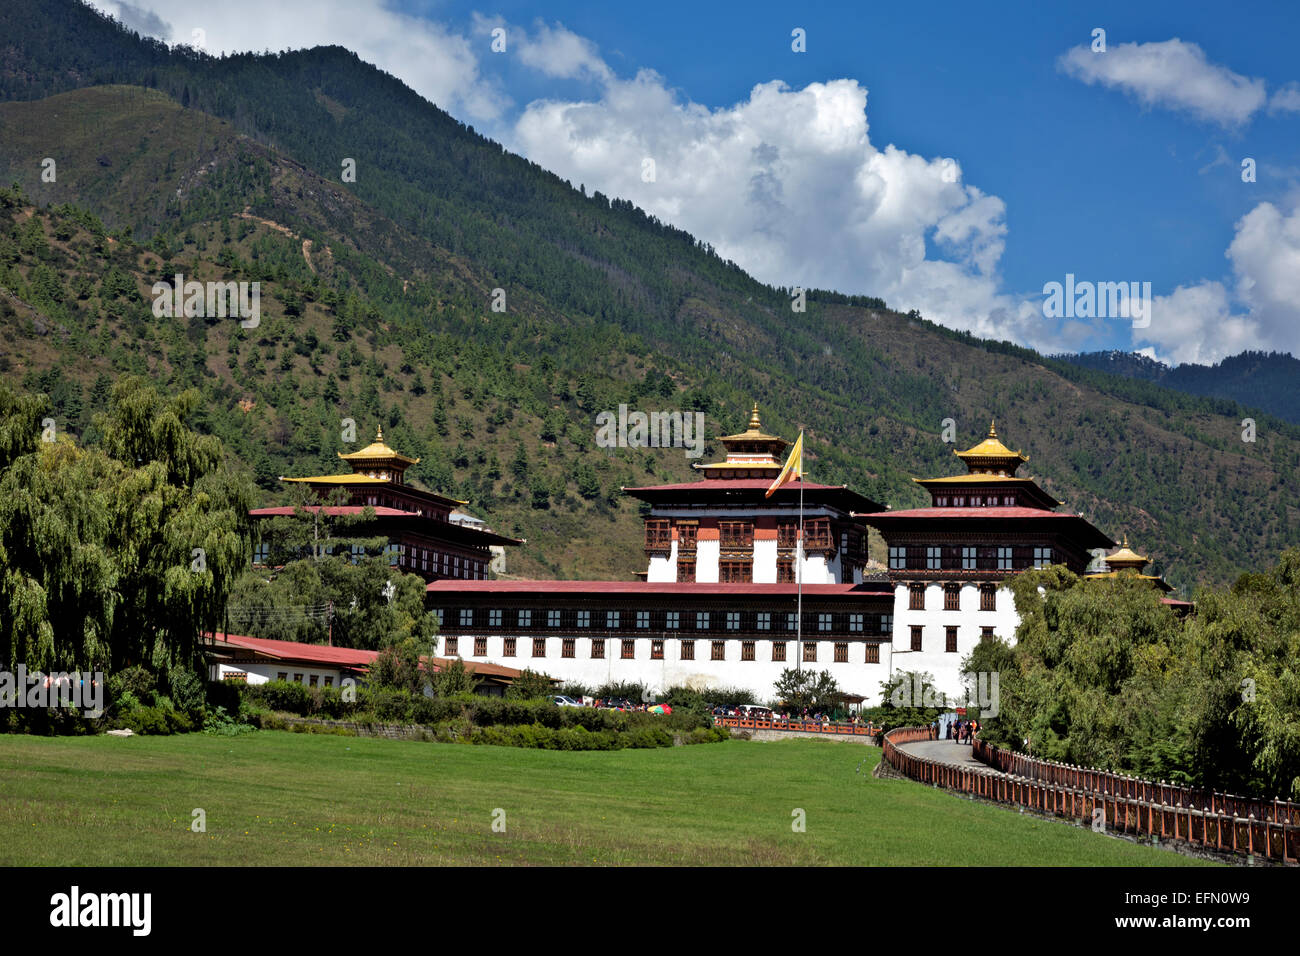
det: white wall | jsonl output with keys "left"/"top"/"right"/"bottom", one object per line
{"left": 442, "top": 633, "right": 892, "bottom": 705}
{"left": 888, "top": 583, "right": 1020, "bottom": 706}
{"left": 211, "top": 661, "right": 351, "bottom": 688}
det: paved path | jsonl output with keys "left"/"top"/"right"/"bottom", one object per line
{"left": 896, "top": 739, "right": 987, "bottom": 769}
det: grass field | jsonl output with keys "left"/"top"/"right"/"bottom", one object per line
{"left": 0, "top": 732, "right": 1214, "bottom": 866}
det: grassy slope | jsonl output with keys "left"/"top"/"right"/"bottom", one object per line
{"left": 0, "top": 733, "right": 1211, "bottom": 866}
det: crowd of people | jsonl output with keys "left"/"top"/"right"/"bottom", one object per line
{"left": 930, "top": 717, "right": 980, "bottom": 743}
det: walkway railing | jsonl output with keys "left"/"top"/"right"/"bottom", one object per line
{"left": 712, "top": 716, "right": 878, "bottom": 737}
{"left": 882, "top": 726, "right": 1299, "bottom": 864}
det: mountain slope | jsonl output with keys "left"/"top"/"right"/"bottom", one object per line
{"left": 0, "top": 5, "right": 1298, "bottom": 592}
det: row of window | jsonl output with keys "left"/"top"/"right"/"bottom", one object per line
{"left": 276, "top": 672, "right": 337, "bottom": 687}
{"left": 909, "top": 583, "right": 999, "bottom": 612}
{"left": 438, "top": 608, "right": 893, "bottom": 634}
{"left": 250, "top": 542, "right": 487, "bottom": 579}
{"left": 909, "top": 625, "right": 997, "bottom": 652}
{"left": 888, "top": 546, "right": 1054, "bottom": 572}
{"left": 446, "top": 635, "right": 885, "bottom": 664}
{"left": 646, "top": 518, "right": 852, "bottom": 553}
{"left": 934, "top": 494, "right": 1018, "bottom": 508}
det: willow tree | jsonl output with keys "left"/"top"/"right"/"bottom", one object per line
{"left": 0, "top": 377, "right": 252, "bottom": 675}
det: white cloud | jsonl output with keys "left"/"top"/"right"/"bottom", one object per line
{"left": 87, "top": 0, "right": 507, "bottom": 121}
{"left": 1268, "top": 81, "right": 1300, "bottom": 114}
{"left": 1136, "top": 200, "right": 1300, "bottom": 364}
{"left": 1057, "top": 38, "right": 1267, "bottom": 126}
{"left": 512, "top": 20, "right": 613, "bottom": 83}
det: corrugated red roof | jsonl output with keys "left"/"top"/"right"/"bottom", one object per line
{"left": 209, "top": 634, "right": 528, "bottom": 678}
{"left": 249, "top": 506, "right": 419, "bottom": 517}
{"left": 857, "top": 506, "right": 1075, "bottom": 519}
{"left": 426, "top": 580, "right": 892, "bottom": 596}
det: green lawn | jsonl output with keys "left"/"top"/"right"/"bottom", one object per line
{"left": 0, "top": 732, "right": 1214, "bottom": 866}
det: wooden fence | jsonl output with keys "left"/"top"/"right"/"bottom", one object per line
{"left": 712, "top": 715, "right": 878, "bottom": 736}
{"left": 882, "top": 727, "right": 1298, "bottom": 864}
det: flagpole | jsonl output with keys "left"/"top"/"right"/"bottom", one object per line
{"left": 796, "top": 473, "right": 804, "bottom": 672}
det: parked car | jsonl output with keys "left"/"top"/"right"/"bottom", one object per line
{"left": 550, "top": 695, "right": 582, "bottom": 707}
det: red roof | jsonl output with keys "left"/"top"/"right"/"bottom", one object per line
{"left": 209, "top": 634, "right": 529, "bottom": 678}
{"left": 426, "top": 580, "right": 892, "bottom": 597}
{"left": 857, "top": 506, "right": 1079, "bottom": 519}
{"left": 249, "top": 506, "right": 419, "bottom": 517}
{"left": 624, "top": 478, "right": 850, "bottom": 493}
{"left": 210, "top": 633, "right": 378, "bottom": 668}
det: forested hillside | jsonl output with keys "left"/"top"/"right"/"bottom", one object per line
{"left": 0, "top": 1, "right": 1298, "bottom": 591}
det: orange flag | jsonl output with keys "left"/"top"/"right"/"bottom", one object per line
{"left": 765, "top": 431, "right": 803, "bottom": 498}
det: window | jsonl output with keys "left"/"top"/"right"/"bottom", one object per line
{"left": 834, "top": 642, "right": 849, "bottom": 663}
{"left": 711, "top": 641, "right": 726, "bottom": 661}
{"left": 324, "top": 676, "right": 334, "bottom": 688}
{"left": 726, "top": 612, "right": 740, "bottom": 630}
{"left": 889, "top": 546, "right": 906, "bottom": 570}
{"left": 720, "top": 560, "right": 752, "bottom": 583}
{"left": 676, "top": 522, "right": 698, "bottom": 550}
{"left": 434, "top": 609, "right": 445, "bottom": 627}
{"left": 665, "top": 610, "right": 679, "bottom": 629}
{"left": 681, "top": 639, "right": 695, "bottom": 661}
{"left": 757, "top": 612, "right": 771, "bottom": 630}
{"left": 981, "top": 627, "right": 995, "bottom": 642}
{"left": 294, "top": 673, "right": 304, "bottom": 684}
{"left": 980, "top": 585, "right": 996, "bottom": 611}
{"left": 909, "top": 584, "right": 925, "bottom": 611}
{"left": 444, "top": 638, "right": 458, "bottom": 655}
{"left": 786, "top": 612, "right": 798, "bottom": 632}
{"left": 636, "top": 610, "right": 650, "bottom": 629}
{"left": 777, "top": 522, "right": 798, "bottom": 549}
{"left": 865, "top": 644, "right": 880, "bottom": 664}
{"left": 910, "top": 626, "right": 923, "bottom": 651}
{"left": 651, "top": 639, "right": 664, "bottom": 660}
{"left": 719, "top": 520, "right": 753, "bottom": 548}
{"left": 849, "top": 613, "right": 863, "bottom": 632}
{"left": 518, "top": 609, "right": 532, "bottom": 628}
{"left": 962, "top": 546, "right": 976, "bottom": 570}
{"left": 474, "top": 636, "right": 487, "bottom": 656}
{"left": 547, "top": 609, "right": 561, "bottom": 628}
{"left": 936, "top": 496, "right": 948, "bottom": 507}
{"left": 676, "top": 559, "right": 695, "bottom": 582}
{"left": 489, "top": 608, "right": 502, "bottom": 627}
{"left": 946, "top": 627, "right": 958, "bottom": 653}
{"left": 504, "top": 637, "right": 516, "bottom": 657}
{"left": 881, "top": 614, "right": 893, "bottom": 634}
{"left": 591, "top": 638, "right": 605, "bottom": 659}
{"left": 645, "top": 518, "right": 671, "bottom": 550}
{"left": 577, "top": 610, "right": 590, "bottom": 628}
{"left": 777, "top": 558, "right": 795, "bottom": 583}
{"left": 803, "top": 642, "right": 817, "bottom": 663}
{"left": 818, "top": 613, "right": 832, "bottom": 632}
{"left": 944, "top": 584, "right": 960, "bottom": 611}
{"left": 998, "top": 546, "right": 1013, "bottom": 571}
{"left": 309, "top": 675, "right": 319, "bottom": 687}
{"left": 697, "top": 611, "right": 710, "bottom": 630}
{"left": 622, "top": 639, "right": 635, "bottom": 659}
{"left": 562, "top": 638, "right": 575, "bottom": 659}
{"left": 606, "top": 610, "right": 619, "bottom": 629}
{"left": 772, "top": 641, "right": 787, "bottom": 662}
{"left": 460, "top": 608, "right": 473, "bottom": 627}
{"left": 532, "top": 638, "right": 546, "bottom": 657}
{"left": 1033, "top": 546, "right": 1052, "bottom": 568}
{"left": 742, "top": 641, "right": 755, "bottom": 662}
{"left": 927, "top": 546, "right": 941, "bottom": 570}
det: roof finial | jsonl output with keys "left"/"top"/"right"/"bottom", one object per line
{"left": 989, "top": 419, "right": 997, "bottom": 438}
{"left": 749, "top": 402, "right": 762, "bottom": 431}
{"left": 376, "top": 424, "right": 384, "bottom": 442}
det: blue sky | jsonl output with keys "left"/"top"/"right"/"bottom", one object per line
{"left": 96, "top": 0, "right": 1300, "bottom": 364}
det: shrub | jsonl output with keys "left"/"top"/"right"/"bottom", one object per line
{"left": 111, "top": 666, "right": 157, "bottom": 707}
{"left": 168, "top": 668, "right": 207, "bottom": 722}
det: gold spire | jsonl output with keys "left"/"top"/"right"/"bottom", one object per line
{"left": 749, "top": 402, "right": 762, "bottom": 431}
{"left": 954, "top": 421, "right": 1028, "bottom": 476}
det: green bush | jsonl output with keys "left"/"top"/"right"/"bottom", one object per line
{"left": 110, "top": 666, "right": 157, "bottom": 707}
{"left": 168, "top": 668, "right": 207, "bottom": 722}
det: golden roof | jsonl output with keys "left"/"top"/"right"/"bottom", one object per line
{"left": 1105, "top": 536, "right": 1149, "bottom": 569}
{"left": 717, "top": 403, "right": 790, "bottom": 447}
{"left": 337, "top": 425, "right": 420, "bottom": 467}
{"left": 954, "top": 420, "right": 1028, "bottom": 474}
